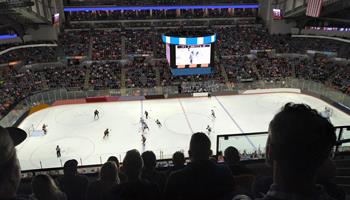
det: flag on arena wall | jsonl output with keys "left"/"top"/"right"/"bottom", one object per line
{"left": 306, "top": 0, "right": 323, "bottom": 17}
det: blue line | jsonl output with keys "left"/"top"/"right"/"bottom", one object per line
{"left": 64, "top": 4, "right": 259, "bottom": 12}
{"left": 214, "top": 96, "right": 257, "bottom": 150}
{"left": 178, "top": 99, "right": 194, "bottom": 133}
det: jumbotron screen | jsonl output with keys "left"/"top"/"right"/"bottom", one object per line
{"left": 175, "top": 44, "right": 211, "bottom": 66}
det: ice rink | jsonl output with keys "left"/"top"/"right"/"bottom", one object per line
{"left": 17, "top": 92, "right": 350, "bottom": 170}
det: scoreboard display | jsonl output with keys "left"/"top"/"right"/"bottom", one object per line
{"left": 163, "top": 32, "right": 216, "bottom": 76}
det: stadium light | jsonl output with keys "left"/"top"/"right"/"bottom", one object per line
{"left": 64, "top": 4, "right": 259, "bottom": 12}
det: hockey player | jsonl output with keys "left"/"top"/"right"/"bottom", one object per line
{"left": 142, "top": 134, "right": 146, "bottom": 145}
{"left": 56, "top": 145, "right": 61, "bottom": 158}
{"left": 206, "top": 125, "right": 212, "bottom": 134}
{"left": 42, "top": 124, "right": 48, "bottom": 135}
{"left": 103, "top": 128, "right": 110, "bottom": 139}
{"left": 211, "top": 109, "right": 216, "bottom": 118}
{"left": 94, "top": 109, "right": 100, "bottom": 120}
{"left": 142, "top": 122, "right": 149, "bottom": 131}
{"left": 145, "top": 111, "right": 149, "bottom": 119}
{"left": 155, "top": 119, "right": 162, "bottom": 127}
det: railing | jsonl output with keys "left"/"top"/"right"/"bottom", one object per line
{"left": 216, "top": 126, "right": 350, "bottom": 160}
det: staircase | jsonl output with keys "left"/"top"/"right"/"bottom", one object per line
{"left": 121, "top": 36, "right": 127, "bottom": 59}
{"left": 219, "top": 65, "right": 231, "bottom": 89}
{"left": 88, "top": 36, "right": 93, "bottom": 60}
{"left": 83, "top": 68, "right": 91, "bottom": 90}
{"left": 154, "top": 66, "right": 163, "bottom": 94}
{"left": 334, "top": 158, "right": 350, "bottom": 196}
{"left": 251, "top": 63, "right": 262, "bottom": 81}
{"left": 40, "top": 73, "right": 49, "bottom": 90}
{"left": 120, "top": 68, "right": 127, "bottom": 95}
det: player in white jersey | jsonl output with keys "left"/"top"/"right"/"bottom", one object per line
{"left": 320, "top": 107, "right": 332, "bottom": 120}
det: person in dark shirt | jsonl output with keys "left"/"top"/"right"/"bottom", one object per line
{"left": 224, "top": 146, "right": 253, "bottom": 176}
{"left": 107, "top": 156, "right": 127, "bottom": 183}
{"left": 141, "top": 151, "right": 166, "bottom": 191}
{"left": 56, "top": 159, "right": 89, "bottom": 200}
{"left": 164, "top": 132, "right": 235, "bottom": 200}
{"left": 258, "top": 103, "right": 336, "bottom": 200}
{"left": 167, "top": 151, "right": 186, "bottom": 176}
{"left": 0, "top": 126, "right": 28, "bottom": 200}
{"left": 107, "top": 149, "right": 160, "bottom": 200}
{"left": 87, "top": 161, "right": 119, "bottom": 200}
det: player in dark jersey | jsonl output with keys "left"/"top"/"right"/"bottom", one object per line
{"left": 211, "top": 109, "right": 216, "bottom": 118}
{"left": 94, "top": 109, "right": 100, "bottom": 120}
{"left": 155, "top": 119, "right": 162, "bottom": 127}
{"left": 145, "top": 111, "right": 149, "bottom": 119}
{"left": 206, "top": 125, "right": 212, "bottom": 134}
{"left": 56, "top": 145, "right": 61, "bottom": 158}
{"left": 103, "top": 128, "right": 110, "bottom": 139}
{"left": 42, "top": 124, "right": 48, "bottom": 135}
{"left": 142, "top": 134, "right": 146, "bottom": 145}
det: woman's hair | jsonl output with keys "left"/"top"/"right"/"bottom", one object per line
{"left": 100, "top": 161, "right": 120, "bottom": 184}
{"left": 32, "top": 174, "right": 63, "bottom": 200}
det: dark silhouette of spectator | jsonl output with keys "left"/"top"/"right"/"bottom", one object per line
{"left": 87, "top": 161, "right": 119, "bottom": 200}
{"left": 0, "top": 126, "right": 28, "bottom": 200}
{"left": 224, "top": 146, "right": 253, "bottom": 176}
{"left": 167, "top": 151, "right": 186, "bottom": 176}
{"left": 141, "top": 151, "right": 166, "bottom": 191}
{"left": 31, "top": 174, "right": 66, "bottom": 200}
{"left": 317, "top": 158, "right": 345, "bottom": 200}
{"left": 164, "top": 132, "right": 235, "bottom": 200}
{"left": 260, "top": 103, "right": 336, "bottom": 200}
{"left": 107, "top": 156, "right": 127, "bottom": 182}
{"left": 56, "top": 159, "right": 88, "bottom": 200}
{"left": 106, "top": 149, "right": 160, "bottom": 200}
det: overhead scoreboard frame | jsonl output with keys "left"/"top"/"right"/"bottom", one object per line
{"left": 162, "top": 32, "right": 216, "bottom": 76}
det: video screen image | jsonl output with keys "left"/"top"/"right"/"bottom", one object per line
{"left": 175, "top": 44, "right": 211, "bottom": 66}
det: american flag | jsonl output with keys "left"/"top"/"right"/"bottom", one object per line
{"left": 306, "top": 0, "right": 323, "bottom": 17}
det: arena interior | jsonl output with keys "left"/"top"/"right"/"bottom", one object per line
{"left": 1, "top": 0, "right": 350, "bottom": 199}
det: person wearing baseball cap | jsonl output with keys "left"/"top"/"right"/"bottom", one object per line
{"left": 0, "top": 126, "right": 28, "bottom": 200}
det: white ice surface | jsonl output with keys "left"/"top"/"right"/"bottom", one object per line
{"left": 17, "top": 93, "right": 350, "bottom": 170}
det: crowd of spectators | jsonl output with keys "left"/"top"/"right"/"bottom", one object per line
{"left": 1, "top": 22, "right": 350, "bottom": 118}
{"left": 58, "top": 31, "right": 90, "bottom": 57}
{"left": 89, "top": 62, "right": 122, "bottom": 90}
{"left": 0, "top": 102, "right": 345, "bottom": 199}
{"left": 125, "top": 62, "right": 157, "bottom": 88}
{"left": 0, "top": 46, "right": 57, "bottom": 65}
{"left": 66, "top": 8, "right": 257, "bottom": 21}
{"left": 92, "top": 30, "right": 122, "bottom": 60}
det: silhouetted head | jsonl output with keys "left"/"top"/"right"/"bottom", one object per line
{"left": 172, "top": 151, "right": 185, "bottom": 168}
{"left": 122, "top": 149, "right": 143, "bottom": 180}
{"left": 32, "top": 174, "right": 61, "bottom": 200}
{"left": 224, "top": 146, "right": 240, "bottom": 164}
{"left": 189, "top": 132, "right": 211, "bottom": 161}
{"left": 0, "top": 126, "right": 25, "bottom": 199}
{"left": 141, "top": 151, "right": 156, "bottom": 170}
{"left": 107, "top": 156, "right": 120, "bottom": 168}
{"left": 63, "top": 159, "right": 78, "bottom": 176}
{"left": 100, "top": 161, "right": 119, "bottom": 183}
{"left": 266, "top": 103, "right": 336, "bottom": 176}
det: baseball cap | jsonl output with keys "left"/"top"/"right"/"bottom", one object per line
{"left": 3, "top": 127, "right": 27, "bottom": 146}
{"left": 0, "top": 126, "right": 27, "bottom": 165}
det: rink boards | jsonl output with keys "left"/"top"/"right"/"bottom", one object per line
{"left": 16, "top": 92, "right": 350, "bottom": 170}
